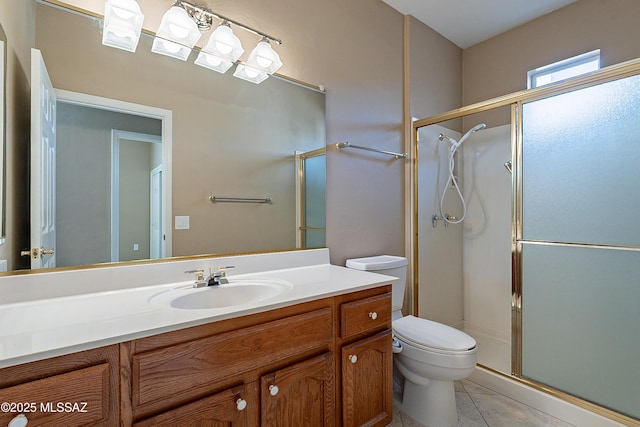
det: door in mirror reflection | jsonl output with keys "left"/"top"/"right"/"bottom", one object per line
{"left": 29, "top": 48, "right": 57, "bottom": 269}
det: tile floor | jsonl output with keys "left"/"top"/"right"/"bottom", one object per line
{"left": 388, "top": 379, "right": 574, "bottom": 427}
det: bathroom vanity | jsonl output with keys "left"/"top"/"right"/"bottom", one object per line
{"left": 0, "top": 249, "right": 394, "bottom": 426}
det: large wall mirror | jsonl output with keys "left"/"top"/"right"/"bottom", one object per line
{"left": 6, "top": 0, "right": 326, "bottom": 274}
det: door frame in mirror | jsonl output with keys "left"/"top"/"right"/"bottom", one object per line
{"left": 55, "top": 89, "right": 173, "bottom": 261}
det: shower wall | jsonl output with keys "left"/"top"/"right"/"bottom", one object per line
{"left": 417, "top": 123, "right": 512, "bottom": 374}
{"left": 417, "top": 125, "right": 464, "bottom": 327}
{"left": 461, "top": 125, "right": 512, "bottom": 374}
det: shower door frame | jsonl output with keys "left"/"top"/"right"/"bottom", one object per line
{"left": 410, "top": 57, "right": 640, "bottom": 427}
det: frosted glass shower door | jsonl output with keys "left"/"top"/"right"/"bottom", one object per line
{"left": 520, "top": 74, "right": 640, "bottom": 420}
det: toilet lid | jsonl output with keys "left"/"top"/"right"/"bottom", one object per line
{"left": 393, "top": 315, "right": 476, "bottom": 351}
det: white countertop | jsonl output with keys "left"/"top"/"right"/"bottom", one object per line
{"left": 0, "top": 249, "right": 396, "bottom": 368}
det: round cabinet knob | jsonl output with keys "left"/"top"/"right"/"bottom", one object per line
{"left": 368, "top": 311, "right": 378, "bottom": 320}
{"left": 236, "top": 398, "right": 247, "bottom": 411}
{"left": 349, "top": 354, "right": 358, "bottom": 364}
{"left": 269, "top": 384, "right": 279, "bottom": 396}
{"left": 8, "top": 414, "right": 28, "bottom": 427}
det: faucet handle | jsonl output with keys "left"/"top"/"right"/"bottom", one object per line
{"left": 218, "top": 265, "right": 235, "bottom": 277}
{"left": 185, "top": 269, "right": 207, "bottom": 287}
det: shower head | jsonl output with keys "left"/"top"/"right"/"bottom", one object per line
{"left": 454, "top": 123, "right": 487, "bottom": 149}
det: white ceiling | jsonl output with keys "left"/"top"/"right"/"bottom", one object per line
{"left": 382, "top": 0, "right": 577, "bottom": 48}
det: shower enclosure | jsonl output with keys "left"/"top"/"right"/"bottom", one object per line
{"left": 412, "top": 60, "right": 640, "bottom": 425}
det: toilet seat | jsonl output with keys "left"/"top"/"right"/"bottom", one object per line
{"left": 393, "top": 315, "right": 476, "bottom": 352}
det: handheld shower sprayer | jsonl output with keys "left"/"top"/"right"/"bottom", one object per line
{"left": 452, "top": 123, "right": 486, "bottom": 149}
{"left": 438, "top": 123, "right": 486, "bottom": 225}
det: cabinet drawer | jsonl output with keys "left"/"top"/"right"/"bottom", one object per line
{"left": 341, "top": 292, "right": 391, "bottom": 339}
{"left": 134, "top": 385, "right": 253, "bottom": 427}
{"left": 0, "top": 363, "right": 113, "bottom": 426}
{"left": 133, "top": 307, "right": 332, "bottom": 410}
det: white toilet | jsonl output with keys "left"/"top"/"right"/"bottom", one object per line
{"left": 346, "top": 255, "right": 477, "bottom": 427}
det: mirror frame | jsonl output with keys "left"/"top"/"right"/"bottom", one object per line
{"left": 0, "top": 23, "right": 6, "bottom": 244}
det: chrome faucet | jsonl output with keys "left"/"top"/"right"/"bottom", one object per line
{"left": 186, "top": 266, "right": 235, "bottom": 288}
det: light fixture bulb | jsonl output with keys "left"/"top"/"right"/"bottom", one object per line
{"left": 200, "top": 23, "right": 244, "bottom": 63}
{"left": 162, "top": 40, "right": 182, "bottom": 54}
{"left": 216, "top": 40, "right": 233, "bottom": 55}
{"left": 168, "top": 23, "right": 190, "bottom": 39}
{"left": 244, "top": 67, "right": 260, "bottom": 78}
{"left": 246, "top": 39, "right": 282, "bottom": 74}
{"left": 256, "top": 55, "right": 273, "bottom": 68}
{"left": 102, "top": 0, "right": 144, "bottom": 52}
{"left": 206, "top": 55, "right": 223, "bottom": 67}
{"left": 152, "top": 6, "right": 201, "bottom": 61}
{"left": 195, "top": 51, "right": 234, "bottom": 73}
{"left": 233, "top": 63, "right": 269, "bottom": 84}
{"left": 112, "top": 6, "right": 134, "bottom": 20}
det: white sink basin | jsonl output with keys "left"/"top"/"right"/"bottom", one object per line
{"left": 148, "top": 279, "right": 293, "bottom": 310}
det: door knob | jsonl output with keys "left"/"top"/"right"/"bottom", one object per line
{"left": 269, "top": 384, "right": 279, "bottom": 396}
{"left": 236, "top": 398, "right": 247, "bottom": 411}
{"left": 8, "top": 414, "right": 28, "bottom": 427}
{"left": 349, "top": 354, "right": 358, "bottom": 364}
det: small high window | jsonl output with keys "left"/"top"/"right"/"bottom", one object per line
{"left": 527, "top": 50, "right": 600, "bottom": 89}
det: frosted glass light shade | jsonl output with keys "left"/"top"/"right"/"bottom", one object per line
{"left": 102, "top": 0, "right": 144, "bottom": 52}
{"left": 233, "top": 64, "right": 269, "bottom": 84}
{"left": 152, "top": 6, "right": 201, "bottom": 61}
{"left": 203, "top": 24, "right": 244, "bottom": 62}
{"left": 195, "top": 52, "right": 234, "bottom": 73}
{"left": 246, "top": 40, "right": 283, "bottom": 74}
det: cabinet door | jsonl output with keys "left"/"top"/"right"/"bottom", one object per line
{"left": 261, "top": 352, "right": 335, "bottom": 427}
{"left": 0, "top": 345, "right": 119, "bottom": 427}
{"left": 133, "top": 385, "right": 253, "bottom": 427}
{"left": 342, "top": 330, "right": 392, "bottom": 427}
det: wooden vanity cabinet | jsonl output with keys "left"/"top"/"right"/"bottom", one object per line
{"left": 337, "top": 288, "right": 393, "bottom": 427}
{"left": 124, "top": 297, "right": 336, "bottom": 425}
{"left": 0, "top": 345, "right": 120, "bottom": 427}
{"left": 0, "top": 284, "right": 392, "bottom": 427}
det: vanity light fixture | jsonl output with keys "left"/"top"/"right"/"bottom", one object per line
{"left": 102, "top": 0, "right": 144, "bottom": 52}
{"left": 151, "top": 6, "right": 201, "bottom": 61}
{"left": 244, "top": 38, "right": 283, "bottom": 74}
{"left": 102, "top": 0, "right": 283, "bottom": 83}
{"left": 195, "top": 22, "right": 243, "bottom": 73}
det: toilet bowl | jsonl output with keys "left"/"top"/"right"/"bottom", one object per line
{"left": 346, "top": 255, "right": 477, "bottom": 427}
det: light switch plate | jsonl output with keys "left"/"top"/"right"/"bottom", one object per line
{"left": 175, "top": 215, "right": 190, "bottom": 230}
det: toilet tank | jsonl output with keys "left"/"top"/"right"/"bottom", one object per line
{"left": 345, "top": 255, "right": 408, "bottom": 312}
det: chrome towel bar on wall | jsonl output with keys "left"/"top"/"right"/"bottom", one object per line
{"left": 335, "top": 142, "right": 407, "bottom": 159}
{"left": 209, "top": 196, "right": 273, "bottom": 203}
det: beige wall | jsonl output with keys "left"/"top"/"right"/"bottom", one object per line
{"left": 119, "top": 139, "right": 152, "bottom": 262}
{"left": 463, "top": 0, "right": 640, "bottom": 108}
{"left": 0, "top": 1, "right": 35, "bottom": 270}
{"left": 56, "top": 103, "right": 161, "bottom": 267}
{"left": 409, "top": 16, "right": 463, "bottom": 119}
{"left": 407, "top": 16, "right": 464, "bottom": 321}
